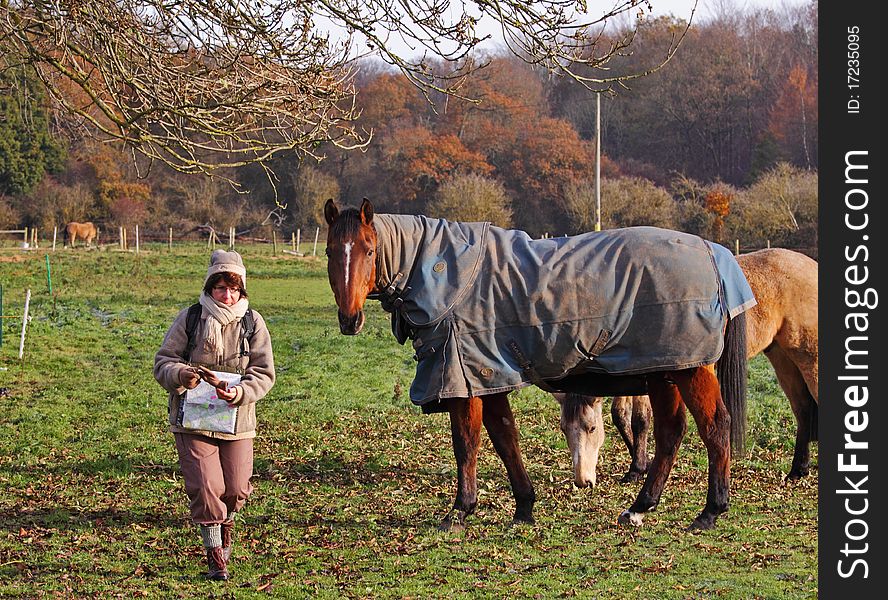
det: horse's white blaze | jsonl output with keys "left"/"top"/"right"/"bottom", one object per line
{"left": 343, "top": 241, "right": 354, "bottom": 288}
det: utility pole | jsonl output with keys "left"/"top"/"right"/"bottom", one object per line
{"left": 594, "top": 92, "right": 601, "bottom": 232}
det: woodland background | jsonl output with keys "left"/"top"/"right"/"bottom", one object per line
{"left": 0, "top": 3, "right": 817, "bottom": 254}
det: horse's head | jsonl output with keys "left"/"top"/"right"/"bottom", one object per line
{"left": 324, "top": 198, "right": 378, "bottom": 335}
{"left": 554, "top": 393, "right": 605, "bottom": 488}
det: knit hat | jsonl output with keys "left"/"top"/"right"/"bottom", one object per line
{"left": 205, "top": 249, "right": 247, "bottom": 288}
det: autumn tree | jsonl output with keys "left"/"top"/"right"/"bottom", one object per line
{"left": 380, "top": 126, "right": 492, "bottom": 210}
{"left": 703, "top": 186, "right": 733, "bottom": 243}
{"left": 550, "top": 4, "right": 817, "bottom": 185}
{"left": 768, "top": 65, "right": 818, "bottom": 169}
{"left": 495, "top": 116, "right": 595, "bottom": 234}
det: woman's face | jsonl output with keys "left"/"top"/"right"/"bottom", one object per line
{"left": 211, "top": 283, "right": 241, "bottom": 306}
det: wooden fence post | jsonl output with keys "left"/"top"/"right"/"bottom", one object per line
{"left": 52, "top": 227, "right": 57, "bottom": 251}
{"left": 312, "top": 227, "right": 319, "bottom": 256}
{"left": 272, "top": 230, "right": 277, "bottom": 256}
{"left": 169, "top": 227, "right": 173, "bottom": 251}
{"left": 135, "top": 225, "right": 140, "bottom": 254}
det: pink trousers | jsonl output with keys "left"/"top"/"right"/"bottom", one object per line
{"left": 174, "top": 433, "right": 254, "bottom": 524}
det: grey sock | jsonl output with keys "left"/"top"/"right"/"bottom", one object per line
{"left": 200, "top": 524, "right": 223, "bottom": 549}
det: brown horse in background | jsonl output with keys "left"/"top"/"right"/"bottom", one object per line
{"left": 65, "top": 221, "right": 98, "bottom": 248}
{"left": 559, "top": 248, "right": 818, "bottom": 485}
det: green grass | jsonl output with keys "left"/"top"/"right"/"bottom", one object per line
{"left": 0, "top": 245, "right": 817, "bottom": 598}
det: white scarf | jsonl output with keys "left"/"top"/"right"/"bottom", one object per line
{"left": 198, "top": 292, "right": 249, "bottom": 362}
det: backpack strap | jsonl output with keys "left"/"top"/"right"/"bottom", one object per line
{"left": 183, "top": 303, "right": 202, "bottom": 362}
{"left": 239, "top": 309, "right": 255, "bottom": 358}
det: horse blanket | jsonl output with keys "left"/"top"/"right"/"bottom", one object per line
{"left": 372, "top": 215, "right": 756, "bottom": 408}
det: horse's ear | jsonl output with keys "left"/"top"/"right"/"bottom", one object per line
{"left": 324, "top": 199, "right": 338, "bottom": 225}
{"left": 360, "top": 197, "right": 374, "bottom": 225}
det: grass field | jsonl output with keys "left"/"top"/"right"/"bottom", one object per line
{"left": 0, "top": 245, "right": 817, "bottom": 598}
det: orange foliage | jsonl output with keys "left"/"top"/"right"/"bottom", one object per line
{"left": 768, "top": 65, "right": 817, "bottom": 165}
{"left": 704, "top": 189, "right": 731, "bottom": 218}
{"left": 704, "top": 187, "right": 733, "bottom": 241}
{"left": 81, "top": 143, "right": 151, "bottom": 219}
{"left": 359, "top": 74, "right": 427, "bottom": 134}
{"left": 383, "top": 126, "right": 492, "bottom": 204}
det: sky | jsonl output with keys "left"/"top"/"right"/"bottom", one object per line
{"left": 336, "top": 0, "right": 807, "bottom": 60}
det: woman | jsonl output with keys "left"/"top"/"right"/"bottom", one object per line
{"left": 154, "top": 249, "right": 275, "bottom": 581}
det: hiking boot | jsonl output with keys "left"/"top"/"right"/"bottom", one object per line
{"left": 205, "top": 546, "right": 229, "bottom": 581}
{"left": 221, "top": 519, "right": 234, "bottom": 563}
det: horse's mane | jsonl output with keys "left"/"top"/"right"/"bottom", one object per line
{"left": 329, "top": 207, "right": 366, "bottom": 238}
{"left": 559, "top": 392, "right": 597, "bottom": 422}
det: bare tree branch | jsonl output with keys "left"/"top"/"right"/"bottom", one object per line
{"left": 1, "top": 1, "right": 695, "bottom": 179}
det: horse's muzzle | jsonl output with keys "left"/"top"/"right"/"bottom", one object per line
{"left": 338, "top": 310, "right": 365, "bottom": 335}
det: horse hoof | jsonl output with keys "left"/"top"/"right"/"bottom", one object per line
{"left": 511, "top": 514, "right": 536, "bottom": 527}
{"left": 688, "top": 515, "right": 718, "bottom": 530}
{"left": 439, "top": 520, "right": 465, "bottom": 533}
{"left": 439, "top": 510, "right": 467, "bottom": 533}
{"left": 618, "top": 510, "right": 644, "bottom": 527}
{"left": 620, "top": 471, "right": 645, "bottom": 484}
{"left": 785, "top": 468, "right": 809, "bottom": 481}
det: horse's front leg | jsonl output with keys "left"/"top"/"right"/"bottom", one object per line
{"left": 481, "top": 393, "right": 536, "bottom": 525}
{"left": 674, "top": 367, "right": 732, "bottom": 530}
{"left": 441, "top": 396, "right": 483, "bottom": 532}
{"left": 619, "top": 377, "right": 686, "bottom": 527}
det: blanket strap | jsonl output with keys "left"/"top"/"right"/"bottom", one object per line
{"left": 507, "top": 340, "right": 560, "bottom": 393}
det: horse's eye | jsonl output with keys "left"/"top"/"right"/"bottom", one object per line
{"left": 367, "top": 249, "right": 374, "bottom": 257}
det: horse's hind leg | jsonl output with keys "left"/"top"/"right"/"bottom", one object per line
{"left": 441, "top": 396, "right": 483, "bottom": 532}
{"left": 674, "top": 366, "right": 732, "bottom": 530}
{"left": 612, "top": 396, "right": 649, "bottom": 483}
{"left": 481, "top": 393, "right": 536, "bottom": 525}
{"left": 619, "top": 378, "right": 686, "bottom": 527}
{"left": 629, "top": 396, "right": 652, "bottom": 481}
{"left": 765, "top": 346, "right": 817, "bottom": 480}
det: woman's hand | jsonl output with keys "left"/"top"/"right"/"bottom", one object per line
{"left": 217, "top": 385, "right": 239, "bottom": 403}
{"left": 179, "top": 367, "right": 201, "bottom": 389}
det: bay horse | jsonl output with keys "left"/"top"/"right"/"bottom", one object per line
{"left": 323, "top": 198, "right": 752, "bottom": 531}
{"left": 65, "top": 221, "right": 98, "bottom": 248}
{"left": 558, "top": 248, "right": 818, "bottom": 487}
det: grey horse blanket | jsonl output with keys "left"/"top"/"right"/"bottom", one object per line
{"left": 372, "top": 215, "right": 756, "bottom": 408}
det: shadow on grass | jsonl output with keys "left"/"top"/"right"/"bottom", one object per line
{"left": 0, "top": 456, "right": 178, "bottom": 478}
{"left": 253, "top": 453, "right": 455, "bottom": 488}
{"left": 2, "top": 507, "right": 185, "bottom": 533}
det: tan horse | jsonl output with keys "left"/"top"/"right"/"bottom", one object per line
{"left": 65, "top": 221, "right": 98, "bottom": 248}
{"left": 558, "top": 248, "right": 818, "bottom": 485}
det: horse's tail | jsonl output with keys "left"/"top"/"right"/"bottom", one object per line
{"left": 807, "top": 392, "right": 818, "bottom": 443}
{"left": 716, "top": 311, "right": 748, "bottom": 456}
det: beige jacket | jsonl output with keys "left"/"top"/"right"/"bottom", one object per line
{"left": 154, "top": 306, "right": 275, "bottom": 439}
